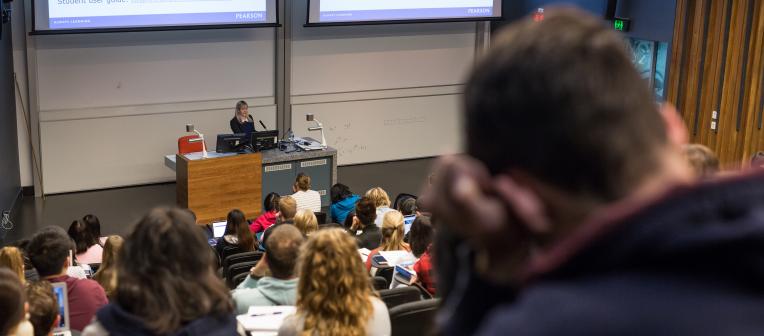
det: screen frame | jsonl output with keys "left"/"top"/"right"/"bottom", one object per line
{"left": 304, "top": 0, "right": 504, "bottom": 27}
{"left": 30, "top": 0, "right": 280, "bottom": 35}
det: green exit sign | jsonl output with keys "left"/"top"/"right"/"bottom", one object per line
{"left": 613, "top": 17, "right": 631, "bottom": 32}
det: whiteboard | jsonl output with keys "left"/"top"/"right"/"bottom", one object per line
{"left": 291, "top": 94, "right": 463, "bottom": 165}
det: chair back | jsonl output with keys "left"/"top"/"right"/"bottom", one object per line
{"left": 226, "top": 260, "right": 259, "bottom": 289}
{"left": 314, "top": 212, "right": 328, "bottom": 224}
{"left": 178, "top": 135, "right": 205, "bottom": 154}
{"left": 389, "top": 299, "right": 440, "bottom": 336}
{"left": 223, "top": 251, "right": 263, "bottom": 274}
{"left": 219, "top": 245, "right": 243, "bottom": 262}
{"left": 378, "top": 286, "right": 421, "bottom": 309}
{"left": 372, "top": 276, "right": 388, "bottom": 290}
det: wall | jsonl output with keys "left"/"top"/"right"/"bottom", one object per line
{"left": 667, "top": 0, "right": 764, "bottom": 166}
{"left": 289, "top": 2, "right": 474, "bottom": 166}
{"left": 0, "top": 3, "right": 21, "bottom": 213}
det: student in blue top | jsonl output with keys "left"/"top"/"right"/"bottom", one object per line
{"left": 329, "top": 183, "right": 360, "bottom": 224}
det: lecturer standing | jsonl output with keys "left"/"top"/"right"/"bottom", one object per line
{"left": 230, "top": 100, "right": 256, "bottom": 134}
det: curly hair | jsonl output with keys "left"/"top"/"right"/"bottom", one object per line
{"left": 296, "top": 229, "right": 376, "bottom": 336}
{"left": 0, "top": 247, "right": 25, "bottom": 285}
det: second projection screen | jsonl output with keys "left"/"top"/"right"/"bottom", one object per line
{"left": 308, "top": 0, "right": 503, "bottom": 25}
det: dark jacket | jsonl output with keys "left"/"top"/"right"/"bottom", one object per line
{"left": 88, "top": 303, "right": 238, "bottom": 336}
{"left": 354, "top": 224, "right": 382, "bottom": 250}
{"left": 230, "top": 115, "right": 255, "bottom": 134}
{"left": 441, "top": 172, "right": 764, "bottom": 336}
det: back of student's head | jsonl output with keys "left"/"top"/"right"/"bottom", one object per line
{"left": 466, "top": 7, "right": 667, "bottom": 201}
{"left": 0, "top": 247, "right": 25, "bottom": 284}
{"left": 265, "top": 225, "right": 305, "bottom": 279}
{"left": 365, "top": 187, "right": 391, "bottom": 208}
{"left": 26, "top": 281, "right": 59, "bottom": 336}
{"left": 409, "top": 216, "right": 433, "bottom": 257}
{"left": 0, "top": 268, "right": 25, "bottom": 336}
{"left": 398, "top": 197, "right": 417, "bottom": 216}
{"left": 226, "top": 209, "right": 256, "bottom": 251}
{"left": 295, "top": 173, "right": 311, "bottom": 191}
{"left": 751, "top": 151, "right": 764, "bottom": 169}
{"left": 28, "top": 226, "right": 73, "bottom": 277}
{"left": 94, "top": 235, "right": 124, "bottom": 297}
{"left": 264, "top": 192, "right": 281, "bottom": 212}
{"left": 82, "top": 214, "right": 102, "bottom": 241}
{"left": 354, "top": 196, "right": 376, "bottom": 227}
{"left": 67, "top": 219, "right": 97, "bottom": 254}
{"left": 279, "top": 196, "right": 298, "bottom": 220}
{"left": 116, "top": 207, "right": 232, "bottom": 334}
{"left": 683, "top": 144, "right": 719, "bottom": 178}
{"left": 296, "top": 228, "right": 374, "bottom": 335}
{"left": 380, "top": 210, "right": 406, "bottom": 251}
{"left": 294, "top": 209, "right": 318, "bottom": 237}
{"left": 330, "top": 183, "right": 353, "bottom": 204}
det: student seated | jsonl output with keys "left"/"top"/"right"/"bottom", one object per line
{"left": 330, "top": 183, "right": 360, "bottom": 224}
{"left": 92, "top": 235, "right": 124, "bottom": 299}
{"left": 365, "top": 187, "right": 393, "bottom": 226}
{"left": 0, "top": 246, "right": 26, "bottom": 285}
{"left": 262, "top": 196, "right": 297, "bottom": 249}
{"left": 26, "top": 281, "right": 60, "bottom": 336}
{"left": 216, "top": 209, "right": 258, "bottom": 257}
{"left": 291, "top": 173, "right": 321, "bottom": 213}
{"left": 278, "top": 229, "right": 390, "bottom": 336}
{"left": 0, "top": 268, "right": 33, "bottom": 336}
{"left": 365, "top": 211, "right": 411, "bottom": 272}
{"left": 350, "top": 197, "right": 381, "bottom": 250}
{"left": 82, "top": 214, "right": 106, "bottom": 245}
{"left": 408, "top": 216, "right": 435, "bottom": 295}
{"left": 250, "top": 193, "right": 280, "bottom": 233}
{"left": 67, "top": 219, "right": 103, "bottom": 265}
{"left": 232, "top": 225, "right": 305, "bottom": 314}
{"left": 83, "top": 207, "right": 239, "bottom": 336}
{"left": 294, "top": 209, "right": 318, "bottom": 237}
{"left": 27, "top": 227, "right": 107, "bottom": 332}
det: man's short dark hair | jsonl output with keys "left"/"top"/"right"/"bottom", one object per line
{"left": 265, "top": 225, "right": 304, "bottom": 279}
{"left": 28, "top": 227, "right": 73, "bottom": 277}
{"left": 354, "top": 196, "right": 377, "bottom": 226}
{"left": 465, "top": 7, "right": 667, "bottom": 201}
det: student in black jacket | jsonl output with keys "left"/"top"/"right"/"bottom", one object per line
{"left": 350, "top": 196, "right": 381, "bottom": 250}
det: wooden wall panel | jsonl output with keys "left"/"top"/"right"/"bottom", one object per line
{"left": 667, "top": 0, "right": 764, "bottom": 167}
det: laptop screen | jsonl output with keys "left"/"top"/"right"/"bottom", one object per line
{"left": 212, "top": 221, "right": 227, "bottom": 238}
{"left": 403, "top": 215, "right": 416, "bottom": 235}
{"left": 51, "top": 282, "right": 69, "bottom": 332}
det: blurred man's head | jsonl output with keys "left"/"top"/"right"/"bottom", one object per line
{"left": 264, "top": 225, "right": 304, "bottom": 279}
{"left": 466, "top": 7, "right": 688, "bottom": 206}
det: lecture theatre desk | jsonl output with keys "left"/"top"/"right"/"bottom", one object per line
{"left": 165, "top": 147, "right": 338, "bottom": 224}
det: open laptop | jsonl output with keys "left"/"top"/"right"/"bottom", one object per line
{"left": 212, "top": 221, "right": 227, "bottom": 238}
{"left": 403, "top": 215, "right": 416, "bottom": 235}
{"left": 52, "top": 282, "right": 71, "bottom": 336}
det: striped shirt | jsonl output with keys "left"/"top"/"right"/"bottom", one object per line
{"left": 292, "top": 190, "right": 322, "bottom": 213}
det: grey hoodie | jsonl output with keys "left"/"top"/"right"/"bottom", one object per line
{"left": 232, "top": 276, "right": 298, "bottom": 314}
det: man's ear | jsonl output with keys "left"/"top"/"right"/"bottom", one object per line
{"left": 493, "top": 174, "right": 550, "bottom": 235}
{"left": 660, "top": 103, "right": 689, "bottom": 147}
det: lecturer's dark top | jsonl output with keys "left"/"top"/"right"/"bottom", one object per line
{"left": 230, "top": 115, "right": 255, "bottom": 134}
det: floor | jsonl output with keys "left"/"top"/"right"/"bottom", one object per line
{"left": 1, "top": 183, "right": 177, "bottom": 245}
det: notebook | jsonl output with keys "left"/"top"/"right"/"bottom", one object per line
{"left": 237, "top": 306, "right": 296, "bottom": 334}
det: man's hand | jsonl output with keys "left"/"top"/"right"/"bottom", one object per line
{"left": 249, "top": 254, "right": 271, "bottom": 278}
{"left": 420, "top": 155, "right": 548, "bottom": 285}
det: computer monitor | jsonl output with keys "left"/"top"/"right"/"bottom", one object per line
{"left": 51, "top": 282, "right": 70, "bottom": 334}
{"left": 251, "top": 130, "right": 279, "bottom": 151}
{"left": 215, "top": 133, "right": 249, "bottom": 153}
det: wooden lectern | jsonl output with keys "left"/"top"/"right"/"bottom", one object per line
{"left": 176, "top": 153, "right": 262, "bottom": 224}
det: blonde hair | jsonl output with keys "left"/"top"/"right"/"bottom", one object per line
{"left": 295, "top": 173, "right": 311, "bottom": 191}
{"left": 296, "top": 229, "right": 376, "bottom": 336}
{"left": 0, "top": 247, "right": 25, "bottom": 284}
{"left": 294, "top": 209, "right": 318, "bottom": 236}
{"left": 93, "top": 235, "right": 124, "bottom": 298}
{"left": 365, "top": 187, "right": 391, "bottom": 208}
{"left": 279, "top": 196, "right": 298, "bottom": 220}
{"left": 380, "top": 210, "right": 409, "bottom": 252}
{"left": 683, "top": 144, "right": 719, "bottom": 178}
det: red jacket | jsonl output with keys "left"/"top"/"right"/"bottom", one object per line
{"left": 250, "top": 211, "right": 277, "bottom": 233}
{"left": 413, "top": 245, "right": 435, "bottom": 296}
